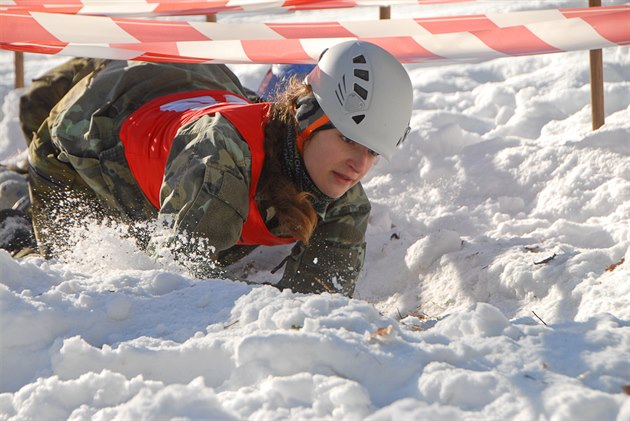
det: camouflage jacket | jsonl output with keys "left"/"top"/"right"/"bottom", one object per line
{"left": 27, "top": 59, "right": 370, "bottom": 296}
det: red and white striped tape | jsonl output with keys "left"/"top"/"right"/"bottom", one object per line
{"left": 1, "top": 6, "right": 628, "bottom": 63}
{"left": 0, "top": 0, "right": 474, "bottom": 16}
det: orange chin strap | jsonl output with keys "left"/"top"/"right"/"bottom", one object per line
{"left": 296, "top": 114, "right": 331, "bottom": 154}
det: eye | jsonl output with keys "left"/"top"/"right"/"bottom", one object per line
{"left": 340, "top": 134, "right": 356, "bottom": 146}
{"left": 341, "top": 134, "right": 379, "bottom": 157}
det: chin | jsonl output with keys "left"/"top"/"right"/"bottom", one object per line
{"left": 326, "top": 187, "right": 347, "bottom": 199}
{"left": 317, "top": 178, "right": 352, "bottom": 199}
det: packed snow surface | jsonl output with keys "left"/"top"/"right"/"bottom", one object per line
{"left": 1, "top": 1, "right": 629, "bottom": 419}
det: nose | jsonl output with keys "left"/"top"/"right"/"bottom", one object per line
{"left": 347, "top": 145, "right": 373, "bottom": 175}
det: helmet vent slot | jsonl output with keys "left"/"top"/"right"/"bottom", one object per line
{"left": 352, "top": 114, "right": 365, "bottom": 124}
{"left": 353, "top": 84, "right": 368, "bottom": 100}
{"left": 353, "top": 55, "right": 366, "bottom": 64}
{"left": 335, "top": 75, "right": 348, "bottom": 106}
{"left": 354, "top": 69, "right": 369, "bottom": 81}
{"left": 335, "top": 91, "right": 343, "bottom": 106}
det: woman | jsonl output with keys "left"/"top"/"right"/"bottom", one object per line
{"left": 15, "top": 40, "right": 413, "bottom": 296}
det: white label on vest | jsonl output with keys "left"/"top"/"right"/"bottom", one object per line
{"left": 224, "top": 95, "right": 249, "bottom": 105}
{"left": 160, "top": 96, "right": 219, "bottom": 112}
{"left": 160, "top": 94, "right": 248, "bottom": 112}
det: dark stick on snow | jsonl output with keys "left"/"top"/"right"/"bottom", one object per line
{"left": 532, "top": 311, "right": 548, "bottom": 327}
{"left": 534, "top": 253, "right": 556, "bottom": 265}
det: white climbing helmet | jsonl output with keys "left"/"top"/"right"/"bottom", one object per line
{"left": 306, "top": 40, "right": 413, "bottom": 160}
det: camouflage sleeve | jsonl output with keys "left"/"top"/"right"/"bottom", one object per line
{"left": 276, "top": 183, "right": 371, "bottom": 297}
{"left": 158, "top": 114, "right": 252, "bottom": 257}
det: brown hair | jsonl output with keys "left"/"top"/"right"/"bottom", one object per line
{"left": 259, "top": 77, "right": 318, "bottom": 244}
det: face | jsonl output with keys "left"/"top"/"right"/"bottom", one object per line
{"left": 302, "top": 128, "right": 378, "bottom": 199}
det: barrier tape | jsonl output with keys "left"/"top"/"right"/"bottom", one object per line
{"left": 1, "top": 6, "right": 628, "bottom": 63}
{"left": 0, "top": 0, "right": 474, "bottom": 16}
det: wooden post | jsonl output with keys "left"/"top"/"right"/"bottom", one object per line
{"left": 379, "top": 6, "right": 391, "bottom": 20}
{"left": 14, "top": 52, "right": 25, "bottom": 89}
{"left": 589, "top": 0, "right": 605, "bottom": 130}
{"left": 206, "top": 14, "right": 216, "bottom": 23}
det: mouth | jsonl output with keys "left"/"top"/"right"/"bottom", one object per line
{"left": 333, "top": 171, "right": 355, "bottom": 185}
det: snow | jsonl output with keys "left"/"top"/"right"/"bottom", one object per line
{"left": 1, "top": 1, "right": 629, "bottom": 419}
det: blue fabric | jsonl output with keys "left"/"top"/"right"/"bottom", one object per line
{"left": 256, "top": 64, "right": 315, "bottom": 101}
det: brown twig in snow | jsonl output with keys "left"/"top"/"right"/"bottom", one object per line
{"left": 606, "top": 257, "right": 625, "bottom": 272}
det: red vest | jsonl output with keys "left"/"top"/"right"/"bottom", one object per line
{"left": 119, "top": 89, "right": 294, "bottom": 246}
